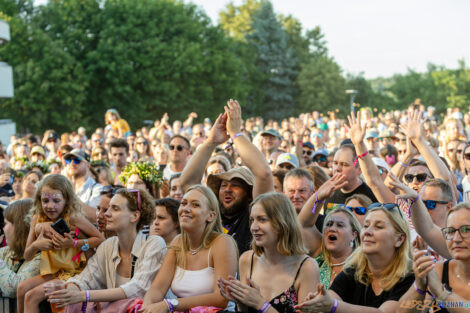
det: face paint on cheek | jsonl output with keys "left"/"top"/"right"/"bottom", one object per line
{"left": 41, "top": 193, "right": 65, "bottom": 209}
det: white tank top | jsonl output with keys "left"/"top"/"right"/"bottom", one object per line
{"left": 171, "top": 248, "right": 214, "bottom": 298}
{"left": 115, "top": 273, "right": 130, "bottom": 287}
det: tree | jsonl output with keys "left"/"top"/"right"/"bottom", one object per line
{"left": 219, "top": 0, "right": 261, "bottom": 41}
{"left": 298, "top": 55, "right": 347, "bottom": 115}
{"left": 246, "top": 0, "right": 297, "bottom": 118}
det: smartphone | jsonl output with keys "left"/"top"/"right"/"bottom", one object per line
{"left": 51, "top": 218, "right": 70, "bottom": 236}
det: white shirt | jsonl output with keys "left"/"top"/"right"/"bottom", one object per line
{"left": 67, "top": 233, "right": 166, "bottom": 298}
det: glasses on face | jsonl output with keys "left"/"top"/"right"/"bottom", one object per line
{"left": 345, "top": 206, "right": 367, "bottom": 215}
{"left": 396, "top": 138, "right": 406, "bottom": 142}
{"left": 314, "top": 155, "right": 327, "bottom": 163}
{"left": 65, "top": 158, "right": 82, "bottom": 165}
{"left": 303, "top": 150, "right": 312, "bottom": 156}
{"left": 368, "top": 202, "right": 404, "bottom": 218}
{"left": 378, "top": 168, "right": 387, "bottom": 175}
{"left": 404, "top": 173, "right": 428, "bottom": 183}
{"left": 169, "top": 145, "right": 185, "bottom": 151}
{"left": 423, "top": 200, "right": 449, "bottom": 210}
{"left": 128, "top": 189, "right": 142, "bottom": 212}
{"left": 136, "top": 141, "right": 147, "bottom": 145}
{"left": 441, "top": 225, "right": 470, "bottom": 240}
{"left": 464, "top": 153, "right": 470, "bottom": 161}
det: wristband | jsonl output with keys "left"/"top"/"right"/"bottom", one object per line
{"left": 231, "top": 132, "right": 243, "bottom": 142}
{"left": 165, "top": 299, "right": 174, "bottom": 313}
{"left": 298, "top": 140, "right": 303, "bottom": 145}
{"left": 311, "top": 192, "right": 325, "bottom": 214}
{"left": 413, "top": 281, "right": 425, "bottom": 295}
{"left": 258, "top": 301, "right": 271, "bottom": 313}
{"left": 408, "top": 194, "right": 420, "bottom": 217}
{"left": 330, "top": 299, "right": 338, "bottom": 313}
{"left": 353, "top": 151, "right": 369, "bottom": 167}
{"left": 399, "top": 161, "right": 409, "bottom": 168}
{"left": 73, "top": 238, "right": 78, "bottom": 248}
{"left": 81, "top": 290, "right": 90, "bottom": 313}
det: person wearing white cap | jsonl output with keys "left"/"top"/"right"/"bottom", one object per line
{"left": 371, "top": 157, "right": 390, "bottom": 182}
{"left": 275, "top": 153, "right": 299, "bottom": 171}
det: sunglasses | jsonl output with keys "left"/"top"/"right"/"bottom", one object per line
{"left": 368, "top": 202, "right": 404, "bottom": 218}
{"left": 100, "top": 185, "right": 119, "bottom": 196}
{"left": 303, "top": 150, "right": 313, "bottom": 156}
{"left": 345, "top": 206, "right": 367, "bottom": 215}
{"left": 314, "top": 155, "right": 327, "bottom": 163}
{"left": 464, "top": 153, "right": 470, "bottom": 161}
{"left": 65, "top": 158, "right": 82, "bottom": 165}
{"left": 169, "top": 145, "right": 185, "bottom": 151}
{"left": 278, "top": 164, "right": 294, "bottom": 170}
{"left": 136, "top": 141, "right": 147, "bottom": 145}
{"left": 441, "top": 225, "right": 470, "bottom": 241}
{"left": 423, "top": 200, "right": 448, "bottom": 210}
{"left": 404, "top": 173, "right": 428, "bottom": 183}
{"left": 378, "top": 168, "right": 387, "bottom": 175}
{"left": 128, "top": 189, "right": 142, "bottom": 212}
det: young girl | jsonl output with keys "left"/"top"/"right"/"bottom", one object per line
{"left": 17, "top": 174, "right": 104, "bottom": 313}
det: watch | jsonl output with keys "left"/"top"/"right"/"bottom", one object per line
{"left": 81, "top": 239, "right": 90, "bottom": 252}
{"left": 167, "top": 299, "right": 179, "bottom": 313}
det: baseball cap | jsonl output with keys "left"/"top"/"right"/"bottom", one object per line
{"left": 365, "top": 130, "right": 379, "bottom": 140}
{"left": 275, "top": 153, "right": 299, "bottom": 168}
{"left": 63, "top": 149, "right": 90, "bottom": 162}
{"left": 259, "top": 129, "right": 282, "bottom": 139}
{"left": 372, "top": 157, "right": 390, "bottom": 172}
{"left": 30, "top": 146, "right": 45, "bottom": 156}
{"left": 313, "top": 149, "right": 329, "bottom": 159}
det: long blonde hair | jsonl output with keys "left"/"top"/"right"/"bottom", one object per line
{"left": 251, "top": 192, "right": 308, "bottom": 256}
{"left": 175, "top": 185, "right": 223, "bottom": 269}
{"left": 345, "top": 206, "right": 412, "bottom": 291}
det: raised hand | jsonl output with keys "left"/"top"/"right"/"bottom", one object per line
{"left": 224, "top": 99, "right": 243, "bottom": 137}
{"left": 345, "top": 111, "right": 366, "bottom": 146}
{"left": 316, "top": 173, "right": 348, "bottom": 201}
{"left": 293, "top": 119, "right": 306, "bottom": 142}
{"left": 400, "top": 110, "right": 424, "bottom": 142}
{"left": 207, "top": 113, "right": 229, "bottom": 145}
{"left": 412, "top": 248, "right": 435, "bottom": 291}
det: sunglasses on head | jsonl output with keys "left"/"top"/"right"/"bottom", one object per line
{"left": 404, "top": 173, "right": 428, "bottom": 183}
{"left": 314, "top": 155, "right": 327, "bottom": 163}
{"left": 303, "top": 150, "right": 312, "bottom": 156}
{"left": 169, "top": 145, "right": 185, "bottom": 151}
{"left": 100, "top": 185, "right": 119, "bottom": 196}
{"left": 345, "top": 206, "right": 367, "bottom": 215}
{"left": 128, "top": 189, "right": 142, "bottom": 212}
{"left": 368, "top": 202, "right": 404, "bottom": 217}
{"left": 423, "top": 200, "right": 448, "bottom": 210}
{"left": 65, "top": 158, "right": 82, "bottom": 165}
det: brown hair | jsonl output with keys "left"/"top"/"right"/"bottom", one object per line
{"left": 115, "top": 188, "right": 156, "bottom": 230}
{"left": 5, "top": 199, "right": 34, "bottom": 260}
{"left": 251, "top": 192, "right": 307, "bottom": 256}
{"left": 306, "top": 165, "right": 329, "bottom": 191}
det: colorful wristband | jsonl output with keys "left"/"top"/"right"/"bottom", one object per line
{"left": 165, "top": 299, "right": 174, "bottom": 313}
{"left": 259, "top": 301, "right": 271, "bottom": 313}
{"left": 311, "top": 192, "right": 325, "bottom": 214}
{"left": 414, "top": 281, "right": 425, "bottom": 295}
{"left": 353, "top": 151, "right": 369, "bottom": 167}
{"left": 408, "top": 194, "right": 420, "bottom": 217}
{"left": 231, "top": 132, "right": 243, "bottom": 142}
{"left": 399, "top": 161, "right": 409, "bottom": 168}
{"left": 330, "top": 299, "right": 338, "bottom": 313}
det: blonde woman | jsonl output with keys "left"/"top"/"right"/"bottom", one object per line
{"left": 142, "top": 185, "right": 238, "bottom": 313}
{"left": 296, "top": 204, "right": 414, "bottom": 313}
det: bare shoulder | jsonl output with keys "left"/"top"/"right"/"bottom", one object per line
{"left": 297, "top": 255, "right": 319, "bottom": 276}
{"left": 211, "top": 233, "right": 238, "bottom": 254}
{"left": 69, "top": 214, "right": 88, "bottom": 227}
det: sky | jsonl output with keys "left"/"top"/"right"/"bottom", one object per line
{"left": 34, "top": 0, "right": 470, "bottom": 79}
{"left": 189, "top": 0, "right": 470, "bottom": 78}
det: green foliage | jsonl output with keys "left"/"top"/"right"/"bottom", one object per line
{"left": 219, "top": 0, "right": 261, "bottom": 41}
{"left": 298, "top": 55, "right": 347, "bottom": 115}
{"left": 247, "top": 0, "right": 297, "bottom": 118}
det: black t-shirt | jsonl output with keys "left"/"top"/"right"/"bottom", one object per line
{"left": 222, "top": 208, "right": 252, "bottom": 255}
{"left": 324, "top": 181, "right": 378, "bottom": 213}
{"left": 330, "top": 268, "right": 414, "bottom": 308}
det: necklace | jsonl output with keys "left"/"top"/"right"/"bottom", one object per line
{"left": 189, "top": 245, "right": 203, "bottom": 255}
{"left": 331, "top": 261, "right": 346, "bottom": 267}
{"left": 456, "top": 273, "right": 470, "bottom": 286}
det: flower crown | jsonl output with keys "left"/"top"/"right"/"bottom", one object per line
{"left": 119, "top": 162, "right": 163, "bottom": 186}
{"left": 26, "top": 160, "right": 50, "bottom": 173}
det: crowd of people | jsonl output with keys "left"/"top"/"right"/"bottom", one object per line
{"left": 0, "top": 99, "right": 469, "bottom": 313}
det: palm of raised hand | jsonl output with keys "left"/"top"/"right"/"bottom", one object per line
{"left": 349, "top": 122, "right": 365, "bottom": 145}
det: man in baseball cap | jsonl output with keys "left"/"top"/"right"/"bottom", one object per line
{"left": 275, "top": 153, "right": 299, "bottom": 171}
{"left": 259, "top": 129, "right": 282, "bottom": 160}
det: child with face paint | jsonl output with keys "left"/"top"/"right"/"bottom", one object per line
{"left": 17, "top": 174, "right": 104, "bottom": 313}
